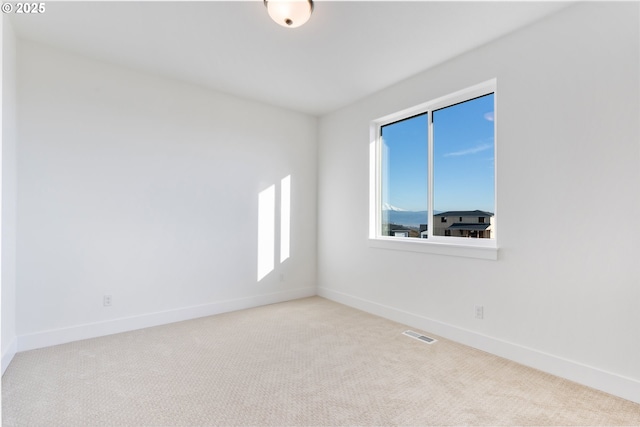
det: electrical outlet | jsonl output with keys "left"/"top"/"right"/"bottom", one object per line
{"left": 103, "top": 295, "right": 112, "bottom": 307}
{"left": 475, "top": 305, "right": 484, "bottom": 319}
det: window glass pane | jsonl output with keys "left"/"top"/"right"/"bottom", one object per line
{"left": 380, "top": 113, "right": 428, "bottom": 238}
{"left": 433, "top": 93, "right": 494, "bottom": 238}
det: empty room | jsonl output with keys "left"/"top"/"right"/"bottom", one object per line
{"left": 2, "top": 1, "right": 640, "bottom": 425}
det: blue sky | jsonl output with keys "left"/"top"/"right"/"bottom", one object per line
{"left": 381, "top": 93, "right": 494, "bottom": 213}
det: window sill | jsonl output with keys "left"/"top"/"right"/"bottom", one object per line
{"left": 368, "top": 237, "right": 498, "bottom": 260}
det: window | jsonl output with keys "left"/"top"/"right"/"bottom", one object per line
{"left": 370, "top": 80, "right": 497, "bottom": 257}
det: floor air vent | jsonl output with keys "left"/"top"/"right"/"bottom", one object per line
{"left": 403, "top": 330, "right": 437, "bottom": 344}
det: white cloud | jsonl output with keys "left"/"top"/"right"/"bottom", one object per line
{"left": 484, "top": 112, "right": 494, "bottom": 122}
{"left": 444, "top": 142, "right": 493, "bottom": 157}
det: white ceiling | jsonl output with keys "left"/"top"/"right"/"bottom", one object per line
{"left": 9, "top": 1, "right": 571, "bottom": 116}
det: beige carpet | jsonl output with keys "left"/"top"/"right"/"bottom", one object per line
{"left": 2, "top": 296, "right": 640, "bottom": 426}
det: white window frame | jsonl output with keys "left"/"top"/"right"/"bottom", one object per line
{"left": 369, "top": 79, "right": 498, "bottom": 260}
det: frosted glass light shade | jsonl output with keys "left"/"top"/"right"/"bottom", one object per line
{"left": 264, "top": 0, "right": 314, "bottom": 28}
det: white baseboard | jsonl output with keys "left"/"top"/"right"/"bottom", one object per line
{"left": 17, "top": 287, "right": 316, "bottom": 353}
{"left": 318, "top": 286, "right": 640, "bottom": 405}
{"left": 2, "top": 336, "right": 18, "bottom": 375}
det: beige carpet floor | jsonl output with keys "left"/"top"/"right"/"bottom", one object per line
{"left": 2, "top": 296, "right": 640, "bottom": 426}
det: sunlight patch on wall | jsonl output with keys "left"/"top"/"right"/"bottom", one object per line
{"left": 280, "top": 175, "right": 291, "bottom": 263}
{"left": 257, "top": 185, "right": 275, "bottom": 281}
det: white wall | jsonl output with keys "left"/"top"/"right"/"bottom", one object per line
{"left": 2, "top": 16, "right": 18, "bottom": 373}
{"left": 318, "top": 2, "right": 640, "bottom": 403}
{"left": 16, "top": 41, "right": 317, "bottom": 349}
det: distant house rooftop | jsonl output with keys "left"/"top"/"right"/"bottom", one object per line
{"left": 434, "top": 210, "right": 494, "bottom": 217}
{"left": 389, "top": 224, "right": 411, "bottom": 231}
{"left": 447, "top": 223, "right": 491, "bottom": 231}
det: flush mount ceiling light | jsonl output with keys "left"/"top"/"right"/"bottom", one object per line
{"left": 264, "top": 0, "right": 314, "bottom": 28}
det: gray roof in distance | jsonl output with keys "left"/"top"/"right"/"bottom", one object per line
{"left": 434, "top": 210, "right": 494, "bottom": 217}
{"left": 447, "top": 223, "right": 491, "bottom": 231}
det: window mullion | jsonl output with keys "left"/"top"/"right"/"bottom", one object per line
{"left": 376, "top": 124, "right": 383, "bottom": 238}
{"left": 427, "top": 110, "right": 434, "bottom": 239}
